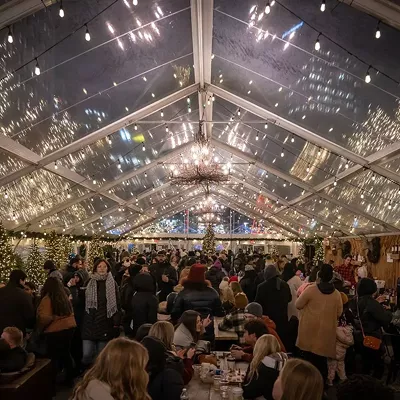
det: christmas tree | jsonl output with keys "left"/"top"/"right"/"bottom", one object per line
{"left": 88, "top": 236, "right": 104, "bottom": 270}
{"left": 313, "top": 237, "right": 324, "bottom": 265}
{"left": 58, "top": 236, "right": 72, "bottom": 267}
{"left": 0, "top": 222, "right": 16, "bottom": 283}
{"left": 298, "top": 241, "right": 306, "bottom": 263}
{"left": 202, "top": 224, "right": 215, "bottom": 253}
{"left": 25, "top": 239, "right": 46, "bottom": 286}
{"left": 45, "top": 231, "right": 62, "bottom": 267}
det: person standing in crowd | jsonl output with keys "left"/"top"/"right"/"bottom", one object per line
{"left": 81, "top": 259, "right": 121, "bottom": 367}
{"left": 240, "top": 265, "right": 258, "bottom": 303}
{"left": 115, "top": 252, "right": 131, "bottom": 287}
{"left": 0, "top": 326, "right": 27, "bottom": 372}
{"left": 272, "top": 358, "right": 324, "bottom": 400}
{"left": 63, "top": 256, "right": 83, "bottom": 285}
{"left": 350, "top": 277, "right": 392, "bottom": 379}
{"left": 296, "top": 264, "right": 343, "bottom": 381}
{"left": 171, "top": 264, "right": 224, "bottom": 339}
{"left": 230, "top": 319, "right": 269, "bottom": 362}
{"left": 150, "top": 250, "right": 178, "bottom": 302}
{"left": 218, "top": 292, "right": 248, "bottom": 344}
{"left": 43, "top": 260, "right": 64, "bottom": 281}
{"left": 206, "top": 259, "right": 226, "bottom": 292}
{"left": 255, "top": 265, "right": 292, "bottom": 346}
{"left": 243, "top": 334, "right": 288, "bottom": 400}
{"left": 281, "top": 263, "right": 302, "bottom": 320}
{"left": 218, "top": 250, "right": 231, "bottom": 275}
{"left": 297, "top": 266, "right": 319, "bottom": 297}
{"left": 37, "top": 277, "right": 76, "bottom": 385}
{"left": 72, "top": 337, "right": 151, "bottom": 400}
{"left": 0, "top": 269, "right": 34, "bottom": 335}
{"left": 336, "top": 254, "right": 356, "bottom": 288}
{"left": 141, "top": 336, "right": 184, "bottom": 400}
{"left": 24, "top": 281, "right": 41, "bottom": 311}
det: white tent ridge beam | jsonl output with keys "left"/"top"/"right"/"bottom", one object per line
{"left": 212, "top": 138, "right": 399, "bottom": 231}
{"left": 210, "top": 85, "right": 400, "bottom": 186}
{"left": 0, "top": 0, "right": 55, "bottom": 30}
{"left": 0, "top": 85, "right": 198, "bottom": 189}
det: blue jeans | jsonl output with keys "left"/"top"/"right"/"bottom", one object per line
{"left": 82, "top": 340, "right": 108, "bottom": 365}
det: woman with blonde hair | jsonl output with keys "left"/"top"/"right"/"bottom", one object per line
{"left": 72, "top": 337, "right": 150, "bottom": 400}
{"left": 243, "top": 334, "right": 288, "bottom": 400}
{"left": 149, "top": 321, "right": 175, "bottom": 351}
{"left": 272, "top": 358, "right": 324, "bottom": 400}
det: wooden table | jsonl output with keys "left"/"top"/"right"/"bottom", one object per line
{"left": 214, "top": 317, "right": 239, "bottom": 341}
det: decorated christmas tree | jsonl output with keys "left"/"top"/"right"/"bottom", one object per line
{"left": 0, "top": 222, "right": 16, "bottom": 283}
{"left": 298, "top": 241, "right": 306, "bottom": 263}
{"left": 58, "top": 235, "right": 72, "bottom": 268}
{"left": 88, "top": 236, "right": 104, "bottom": 269}
{"left": 45, "top": 231, "right": 62, "bottom": 267}
{"left": 25, "top": 239, "right": 46, "bottom": 286}
{"left": 202, "top": 224, "right": 215, "bottom": 253}
{"left": 313, "top": 237, "right": 324, "bottom": 265}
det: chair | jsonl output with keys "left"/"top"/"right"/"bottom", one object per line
{"left": 382, "top": 332, "right": 400, "bottom": 384}
{"left": 0, "top": 352, "right": 35, "bottom": 384}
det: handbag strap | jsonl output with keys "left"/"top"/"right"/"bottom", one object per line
{"left": 356, "top": 296, "right": 366, "bottom": 339}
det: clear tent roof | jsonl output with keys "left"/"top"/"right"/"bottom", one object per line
{"left": 0, "top": 0, "right": 400, "bottom": 239}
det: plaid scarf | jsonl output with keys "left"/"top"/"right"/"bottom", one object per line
{"left": 85, "top": 272, "right": 117, "bottom": 318}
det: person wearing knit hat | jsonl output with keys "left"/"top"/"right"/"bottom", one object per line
{"left": 218, "top": 292, "right": 248, "bottom": 344}
{"left": 229, "top": 276, "right": 238, "bottom": 283}
{"left": 205, "top": 258, "right": 226, "bottom": 292}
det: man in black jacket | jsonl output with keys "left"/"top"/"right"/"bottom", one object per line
{"left": 0, "top": 270, "right": 34, "bottom": 335}
{"left": 0, "top": 326, "right": 27, "bottom": 372}
{"left": 149, "top": 251, "right": 178, "bottom": 302}
{"left": 63, "top": 256, "right": 82, "bottom": 285}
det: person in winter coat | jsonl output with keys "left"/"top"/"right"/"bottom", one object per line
{"left": 63, "top": 256, "right": 82, "bottom": 285}
{"left": 43, "top": 260, "right": 64, "bottom": 282}
{"left": 81, "top": 259, "right": 121, "bottom": 367}
{"left": 141, "top": 336, "right": 184, "bottom": 400}
{"left": 240, "top": 265, "right": 258, "bottom": 303}
{"left": 130, "top": 273, "right": 158, "bottom": 337}
{"left": 281, "top": 263, "right": 303, "bottom": 320}
{"left": 350, "top": 277, "right": 392, "bottom": 379}
{"left": 327, "top": 313, "right": 354, "bottom": 385}
{"left": 219, "top": 278, "right": 235, "bottom": 311}
{"left": 171, "top": 264, "right": 224, "bottom": 339}
{"left": 72, "top": 337, "right": 151, "bottom": 400}
{"left": 296, "top": 264, "right": 343, "bottom": 381}
{"left": 0, "top": 327, "right": 27, "bottom": 373}
{"left": 243, "top": 334, "right": 288, "bottom": 400}
{"left": 0, "top": 269, "right": 34, "bottom": 335}
{"left": 206, "top": 259, "right": 226, "bottom": 292}
{"left": 150, "top": 251, "right": 178, "bottom": 302}
{"left": 254, "top": 266, "right": 292, "bottom": 347}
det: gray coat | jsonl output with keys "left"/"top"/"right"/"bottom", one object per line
{"left": 76, "top": 379, "right": 113, "bottom": 400}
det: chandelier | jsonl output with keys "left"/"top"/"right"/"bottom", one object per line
{"left": 169, "top": 121, "right": 229, "bottom": 189}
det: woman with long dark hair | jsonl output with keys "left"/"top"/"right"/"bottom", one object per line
{"left": 173, "top": 310, "right": 202, "bottom": 349}
{"left": 37, "top": 277, "right": 76, "bottom": 384}
{"left": 81, "top": 259, "right": 121, "bottom": 367}
{"left": 281, "top": 263, "right": 302, "bottom": 320}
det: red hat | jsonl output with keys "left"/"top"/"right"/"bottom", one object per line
{"left": 186, "top": 263, "right": 207, "bottom": 283}
{"left": 229, "top": 276, "right": 239, "bottom": 283}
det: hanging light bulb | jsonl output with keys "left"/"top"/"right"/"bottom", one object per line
{"left": 92, "top": 177, "right": 97, "bottom": 185}
{"left": 144, "top": 172, "right": 147, "bottom": 178}
{"left": 133, "top": 0, "right": 138, "bottom": 5}
{"left": 291, "top": 136, "right": 294, "bottom": 143}
{"left": 67, "top": 191, "right": 71, "bottom": 199}
{"left": 264, "top": 122, "right": 268, "bottom": 129}
{"left": 212, "top": 95, "right": 215, "bottom": 102}
{"left": 34, "top": 58, "right": 41, "bottom": 76}
{"left": 388, "top": 201, "right": 392, "bottom": 210}
{"left": 188, "top": 106, "right": 192, "bottom": 113}
{"left": 7, "top": 27, "right": 13, "bottom": 44}
{"left": 361, "top": 191, "right": 364, "bottom": 199}
{"left": 265, "top": 1, "right": 271, "bottom": 14}
{"left": 165, "top": 125, "right": 169, "bottom": 133}
{"left": 314, "top": 34, "right": 321, "bottom": 51}
{"left": 365, "top": 67, "right": 371, "bottom": 83}
{"left": 117, "top": 159, "right": 121, "bottom": 169}
{"left": 107, "top": 135, "right": 112, "bottom": 145}
{"left": 375, "top": 22, "right": 381, "bottom": 39}
{"left": 59, "top": 1, "right": 64, "bottom": 18}
{"left": 333, "top": 179, "right": 337, "bottom": 187}
{"left": 281, "top": 149, "right": 284, "bottom": 157}
{"left": 54, "top": 161, "right": 58, "bottom": 170}
{"left": 372, "top": 174, "right": 376, "bottom": 181}
{"left": 85, "top": 25, "right": 91, "bottom": 41}
{"left": 40, "top": 203, "right": 44, "bottom": 211}
{"left": 306, "top": 165, "right": 310, "bottom": 172}
{"left": 142, "top": 142, "right": 146, "bottom": 151}
{"left": 187, "top": 97, "right": 191, "bottom": 104}
{"left": 318, "top": 148, "right": 321, "bottom": 156}
{"left": 271, "top": 0, "right": 276, "bottom": 5}
{"left": 4, "top": 190, "right": 8, "bottom": 199}
{"left": 320, "top": 0, "right": 326, "bottom": 12}
{"left": 237, "top": 109, "right": 241, "bottom": 116}
{"left": 134, "top": 123, "right": 138, "bottom": 131}
{"left": 256, "top": 131, "right": 259, "bottom": 141}
{"left": 345, "top": 160, "right": 349, "bottom": 169}
{"left": 29, "top": 175, "right": 34, "bottom": 183}
{"left": 160, "top": 109, "right": 164, "bottom": 118}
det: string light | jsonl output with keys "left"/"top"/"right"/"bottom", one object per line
{"left": 265, "top": 1, "right": 271, "bottom": 14}
{"left": 345, "top": 160, "right": 349, "bottom": 169}
{"left": 144, "top": 172, "right": 147, "bottom": 178}
{"left": 133, "top": 0, "right": 138, "bottom": 5}
{"left": 67, "top": 191, "right": 71, "bottom": 199}
{"left": 160, "top": 110, "right": 164, "bottom": 118}
{"left": 271, "top": 0, "right": 275, "bottom": 5}
{"left": 280, "top": 149, "right": 285, "bottom": 157}
{"left": 107, "top": 135, "right": 112, "bottom": 145}
{"left": 317, "top": 148, "right": 321, "bottom": 156}
{"left": 237, "top": 109, "right": 241, "bottom": 116}
{"left": 7, "top": 27, "right": 13, "bottom": 44}
{"left": 29, "top": 175, "right": 34, "bottom": 183}
{"left": 372, "top": 174, "right": 376, "bottom": 181}
{"left": 333, "top": 179, "right": 337, "bottom": 187}
{"left": 165, "top": 125, "right": 169, "bottom": 133}
{"left": 134, "top": 123, "right": 138, "bottom": 131}
{"left": 54, "top": 161, "right": 58, "bottom": 170}
{"left": 212, "top": 95, "right": 215, "bottom": 102}
{"left": 291, "top": 136, "right": 294, "bottom": 143}
{"left": 4, "top": 190, "right": 8, "bottom": 199}
{"left": 256, "top": 131, "right": 259, "bottom": 141}
{"left": 92, "top": 176, "right": 97, "bottom": 185}
{"left": 85, "top": 25, "right": 91, "bottom": 41}
{"left": 388, "top": 201, "right": 392, "bottom": 210}
{"left": 34, "top": 58, "right": 41, "bottom": 76}
{"left": 142, "top": 142, "right": 146, "bottom": 151}
{"left": 264, "top": 122, "right": 268, "bottom": 129}
{"left": 186, "top": 97, "right": 191, "bottom": 104}
{"left": 375, "top": 22, "right": 381, "bottom": 39}
{"left": 320, "top": 0, "right": 325, "bottom": 12}
{"left": 188, "top": 106, "right": 192, "bottom": 113}
{"left": 117, "top": 159, "right": 121, "bottom": 169}
{"left": 306, "top": 164, "right": 310, "bottom": 172}
{"left": 361, "top": 191, "right": 364, "bottom": 199}
{"left": 59, "top": 1, "right": 64, "bottom": 18}
{"left": 365, "top": 67, "right": 371, "bottom": 83}
{"left": 40, "top": 203, "right": 45, "bottom": 211}
{"left": 314, "top": 33, "right": 321, "bottom": 51}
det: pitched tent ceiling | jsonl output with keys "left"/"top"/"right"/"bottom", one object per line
{"left": 0, "top": 0, "right": 400, "bottom": 239}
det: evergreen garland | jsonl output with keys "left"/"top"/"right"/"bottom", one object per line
{"left": 25, "top": 239, "right": 46, "bottom": 286}
{"left": 88, "top": 236, "right": 104, "bottom": 269}
{"left": 0, "top": 222, "right": 17, "bottom": 283}
{"left": 202, "top": 224, "right": 215, "bottom": 253}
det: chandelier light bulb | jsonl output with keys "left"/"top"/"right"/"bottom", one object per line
{"left": 320, "top": 0, "right": 326, "bottom": 12}
{"left": 85, "top": 25, "right": 91, "bottom": 41}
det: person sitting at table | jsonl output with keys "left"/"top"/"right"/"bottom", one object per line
{"left": 141, "top": 336, "right": 183, "bottom": 400}
{"left": 218, "top": 292, "right": 248, "bottom": 344}
{"left": 272, "top": 358, "right": 324, "bottom": 400}
{"left": 231, "top": 319, "right": 269, "bottom": 362}
{"left": 242, "top": 334, "right": 288, "bottom": 400}
{"left": 174, "top": 310, "right": 211, "bottom": 349}
{"left": 243, "top": 302, "right": 286, "bottom": 352}
{"left": 0, "top": 326, "right": 27, "bottom": 372}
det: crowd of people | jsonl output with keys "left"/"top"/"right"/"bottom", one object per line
{"left": 0, "top": 248, "right": 397, "bottom": 400}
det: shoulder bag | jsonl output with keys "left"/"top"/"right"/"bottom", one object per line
{"left": 356, "top": 296, "right": 382, "bottom": 351}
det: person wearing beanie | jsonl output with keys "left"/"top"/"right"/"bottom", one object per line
{"left": 218, "top": 292, "right": 248, "bottom": 344}
{"left": 229, "top": 275, "right": 239, "bottom": 283}
{"left": 171, "top": 264, "right": 224, "bottom": 338}
{"left": 240, "top": 265, "right": 258, "bottom": 303}
{"left": 206, "top": 259, "right": 226, "bottom": 292}
{"left": 255, "top": 265, "right": 292, "bottom": 348}
{"left": 44, "top": 259, "right": 64, "bottom": 282}
{"left": 296, "top": 264, "right": 343, "bottom": 381}
{"left": 349, "top": 278, "right": 392, "bottom": 379}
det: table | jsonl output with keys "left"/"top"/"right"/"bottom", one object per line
{"left": 214, "top": 317, "right": 239, "bottom": 341}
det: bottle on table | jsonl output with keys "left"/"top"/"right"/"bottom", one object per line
{"left": 180, "top": 388, "right": 189, "bottom": 400}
